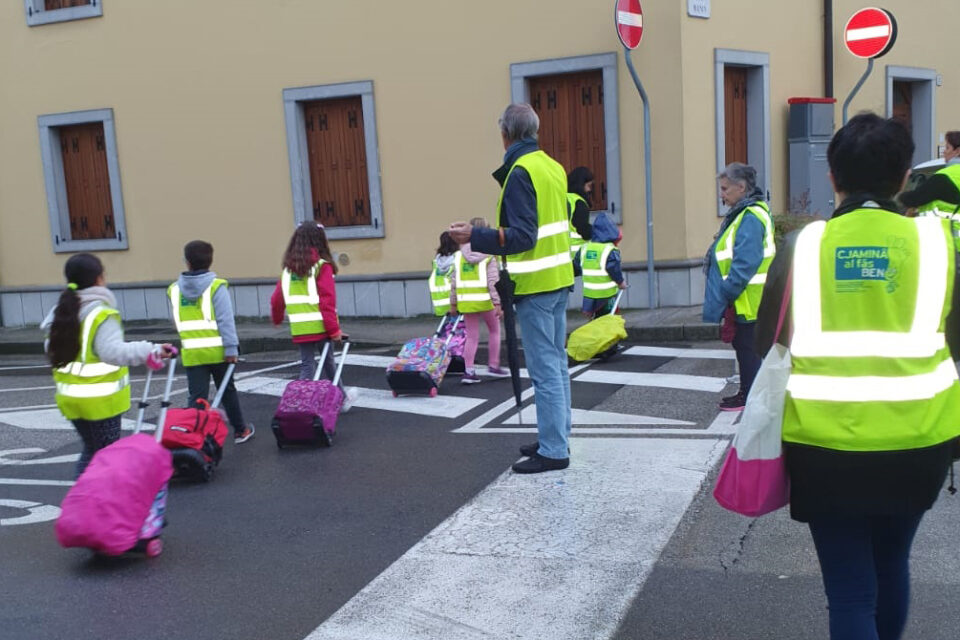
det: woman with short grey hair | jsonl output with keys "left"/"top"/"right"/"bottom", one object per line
{"left": 703, "top": 162, "right": 776, "bottom": 411}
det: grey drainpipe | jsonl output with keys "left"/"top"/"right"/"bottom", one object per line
{"left": 824, "top": 0, "right": 834, "bottom": 98}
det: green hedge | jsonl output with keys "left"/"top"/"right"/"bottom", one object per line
{"left": 772, "top": 212, "right": 820, "bottom": 248}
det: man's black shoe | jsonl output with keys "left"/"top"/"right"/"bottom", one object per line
{"left": 519, "top": 441, "right": 540, "bottom": 457}
{"left": 512, "top": 453, "right": 570, "bottom": 474}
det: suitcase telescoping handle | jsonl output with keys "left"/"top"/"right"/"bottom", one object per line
{"left": 134, "top": 367, "right": 154, "bottom": 435}
{"left": 153, "top": 357, "right": 178, "bottom": 444}
{"left": 434, "top": 313, "right": 464, "bottom": 338}
{"left": 609, "top": 289, "right": 625, "bottom": 316}
{"left": 209, "top": 363, "right": 237, "bottom": 410}
{"left": 441, "top": 315, "right": 464, "bottom": 347}
{"left": 332, "top": 336, "right": 351, "bottom": 387}
{"left": 311, "top": 341, "right": 332, "bottom": 382}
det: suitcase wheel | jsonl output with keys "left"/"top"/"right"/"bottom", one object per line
{"left": 145, "top": 538, "right": 163, "bottom": 558}
{"left": 276, "top": 439, "right": 284, "bottom": 449}
{"left": 429, "top": 387, "right": 438, "bottom": 398}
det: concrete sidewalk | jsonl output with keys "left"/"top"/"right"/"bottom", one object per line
{"left": 0, "top": 305, "right": 715, "bottom": 355}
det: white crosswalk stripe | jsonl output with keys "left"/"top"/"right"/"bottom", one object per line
{"left": 573, "top": 369, "right": 728, "bottom": 392}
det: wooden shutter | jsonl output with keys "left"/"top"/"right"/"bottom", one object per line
{"left": 724, "top": 67, "right": 748, "bottom": 165}
{"left": 529, "top": 70, "right": 608, "bottom": 211}
{"left": 59, "top": 122, "right": 115, "bottom": 241}
{"left": 44, "top": 0, "right": 92, "bottom": 10}
{"left": 303, "top": 96, "right": 371, "bottom": 228}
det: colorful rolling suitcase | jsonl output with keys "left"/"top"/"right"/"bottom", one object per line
{"left": 436, "top": 315, "right": 467, "bottom": 375}
{"left": 272, "top": 340, "right": 351, "bottom": 448}
{"left": 55, "top": 357, "right": 178, "bottom": 558}
{"left": 385, "top": 315, "right": 463, "bottom": 397}
{"left": 161, "top": 363, "right": 235, "bottom": 482}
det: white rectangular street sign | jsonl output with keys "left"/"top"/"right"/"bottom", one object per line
{"left": 688, "top": 0, "right": 710, "bottom": 19}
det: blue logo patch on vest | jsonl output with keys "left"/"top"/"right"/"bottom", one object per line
{"left": 180, "top": 295, "right": 197, "bottom": 307}
{"left": 586, "top": 250, "right": 598, "bottom": 261}
{"left": 835, "top": 246, "right": 890, "bottom": 291}
{"left": 462, "top": 263, "right": 476, "bottom": 273}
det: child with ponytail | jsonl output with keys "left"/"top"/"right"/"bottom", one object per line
{"left": 41, "top": 253, "right": 175, "bottom": 477}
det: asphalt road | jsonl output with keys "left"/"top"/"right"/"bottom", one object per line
{"left": 2, "top": 343, "right": 957, "bottom": 639}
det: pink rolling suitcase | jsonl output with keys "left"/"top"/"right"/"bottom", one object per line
{"left": 385, "top": 315, "right": 462, "bottom": 397}
{"left": 271, "top": 339, "right": 351, "bottom": 448}
{"left": 55, "top": 357, "right": 178, "bottom": 558}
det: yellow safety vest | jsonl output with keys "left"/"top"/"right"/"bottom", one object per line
{"left": 783, "top": 210, "right": 960, "bottom": 452}
{"left": 281, "top": 260, "right": 326, "bottom": 336}
{"left": 428, "top": 256, "right": 453, "bottom": 316}
{"left": 917, "top": 164, "right": 960, "bottom": 218}
{"left": 580, "top": 241, "right": 618, "bottom": 299}
{"left": 168, "top": 279, "right": 226, "bottom": 367}
{"left": 454, "top": 253, "right": 494, "bottom": 313}
{"left": 53, "top": 305, "right": 131, "bottom": 421}
{"left": 714, "top": 202, "right": 776, "bottom": 321}
{"left": 496, "top": 151, "right": 574, "bottom": 296}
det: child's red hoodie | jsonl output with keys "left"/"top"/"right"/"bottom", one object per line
{"left": 270, "top": 249, "right": 341, "bottom": 342}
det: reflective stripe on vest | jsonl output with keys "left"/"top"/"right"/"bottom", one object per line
{"left": 917, "top": 164, "right": 960, "bottom": 217}
{"left": 282, "top": 261, "right": 326, "bottom": 336}
{"left": 714, "top": 202, "right": 776, "bottom": 321}
{"left": 783, "top": 211, "right": 960, "bottom": 452}
{"left": 169, "top": 280, "right": 225, "bottom": 367}
{"left": 580, "top": 242, "right": 618, "bottom": 299}
{"left": 566, "top": 193, "right": 587, "bottom": 258}
{"left": 455, "top": 254, "right": 494, "bottom": 313}
{"left": 497, "top": 151, "right": 574, "bottom": 295}
{"left": 428, "top": 256, "right": 453, "bottom": 316}
{"left": 53, "top": 305, "right": 131, "bottom": 421}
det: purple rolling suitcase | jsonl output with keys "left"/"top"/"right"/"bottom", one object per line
{"left": 385, "top": 315, "right": 462, "bottom": 397}
{"left": 272, "top": 340, "right": 351, "bottom": 448}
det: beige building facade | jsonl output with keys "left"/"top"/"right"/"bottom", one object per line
{"left": 0, "top": 0, "right": 954, "bottom": 325}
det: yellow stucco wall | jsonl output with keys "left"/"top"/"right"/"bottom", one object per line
{"left": 1, "top": 1, "right": 957, "bottom": 289}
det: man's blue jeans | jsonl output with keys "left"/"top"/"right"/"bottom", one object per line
{"left": 808, "top": 514, "right": 924, "bottom": 640}
{"left": 515, "top": 288, "right": 572, "bottom": 460}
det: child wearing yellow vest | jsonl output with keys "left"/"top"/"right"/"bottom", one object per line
{"left": 449, "top": 218, "right": 508, "bottom": 384}
{"left": 42, "top": 253, "right": 175, "bottom": 478}
{"left": 169, "top": 240, "right": 254, "bottom": 444}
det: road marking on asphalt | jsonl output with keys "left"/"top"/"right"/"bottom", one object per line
{"left": 0, "top": 499, "right": 61, "bottom": 526}
{"left": 303, "top": 437, "right": 727, "bottom": 640}
{"left": 573, "top": 369, "right": 728, "bottom": 392}
{"left": 500, "top": 407, "right": 694, "bottom": 426}
{"left": 0, "top": 478, "right": 74, "bottom": 487}
{"left": 0, "top": 408, "right": 153, "bottom": 432}
{"left": 234, "top": 376, "right": 486, "bottom": 418}
{"left": 0, "top": 448, "right": 79, "bottom": 465}
{"left": 623, "top": 346, "right": 737, "bottom": 360}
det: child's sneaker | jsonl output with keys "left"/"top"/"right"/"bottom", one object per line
{"left": 234, "top": 424, "right": 256, "bottom": 444}
{"left": 486, "top": 366, "right": 510, "bottom": 378}
{"left": 461, "top": 371, "right": 482, "bottom": 384}
{"left": 341, "top": 386, "right": 360, "bottom": 413}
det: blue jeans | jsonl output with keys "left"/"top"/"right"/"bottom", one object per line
{"left": 808, "top": 514, "right": 924, "bottom": 640}
{"left": 515, "top": 288, "right": 572, "bottom": 460}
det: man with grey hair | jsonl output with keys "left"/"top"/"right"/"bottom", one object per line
{"left": 449, "top": 103, "right": 574, "bottom": 474}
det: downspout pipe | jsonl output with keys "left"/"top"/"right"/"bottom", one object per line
{"left": 824, "top": 0, "right": 834, "bottom": 98}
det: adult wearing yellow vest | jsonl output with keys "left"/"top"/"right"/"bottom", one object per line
{"left": 755, "top": 113, "right": 960, "bottom": 640}
{"left": 899, "top": 130, "right": 960, "bottom": 217}
{"left": 449, "top": 103, "right": 574, "bottom": 474}
{"left": 566, "top": 166, "right": 595, "bottom": 260}
{"left": 42, "top": 253, "right": 174, "bottom": 477}
{"left": 703, "top": 162, "right": 775, "bottom": 411}
{"left": 169, "top": 240, "right": 254, "bottom": 444}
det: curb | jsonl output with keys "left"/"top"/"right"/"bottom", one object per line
{"left": 0, "top": 323, "right": 719, "bottom": 357}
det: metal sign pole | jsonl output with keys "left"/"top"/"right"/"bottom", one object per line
{"left": 623, "top": 46, "right": 656, "bottom": 309}
{"left": 841, "top": 57, "right": 874, "bottom": 125}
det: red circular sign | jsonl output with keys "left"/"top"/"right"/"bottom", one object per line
{"left": 615, "top": 0, "right": 643, "bottom": 50}
{"left": 844, "top": 7, "right": 897, "bottom": 59}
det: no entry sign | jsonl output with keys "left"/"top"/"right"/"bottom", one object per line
{"left": 615, "top": 0, "right": 643, "bottom": 50}
{"left": 844, "top": 7, "right": 897, "bottom": 59}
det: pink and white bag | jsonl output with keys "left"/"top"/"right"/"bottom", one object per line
{"left": 713, "top": 272, "right": 792, "bottom": 517}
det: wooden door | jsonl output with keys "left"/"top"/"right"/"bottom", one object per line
{"left": 529, "top": 70, "right": 608, "bottom": 210}
{"left": 59, "top": 122, "right": 115, "bottom": 240}
{"left": 45, "top": 0, "right": 91, "bottom": 9}
{"left": 892, "top": 81, "right": 913, "bottom": 132}
{"left": 724, "top": 67, "right": 748, "bottom": 165}
{"left": 303, "top": 96, "right": 371, "bottom": 228}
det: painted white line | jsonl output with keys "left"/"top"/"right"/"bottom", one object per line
{"left": 0, "top": 448, "right": 79, "bottom": 465}
{"left": 0, "top": 478, "right": 74, "bottom": 487}
{"left": 0, "top": 408, "right": 153, "bottom": 432}
{"left": 846, "top": 25, "right": 890, "bottom": 41}
{"left": 623, "top": 346, "right": 736, "bottom": 360}
{"left": 463, "top": 427, "right": 727, "bottom": 437}
{"left": 0, "top": 499, "right": 61, "bottom": 526}
{"left": 0, "top": 364, "right": 53, "bottom": 371}
{"left": 501, "top": 407, "right": 694, "bottom": 426}
{"left": 348, "top": 354, "right": 398, "bottom": 369}
{"left": 303, "top": 438, "right": 725, "bottom": 640}
{"left": 573, "top": 369, "right": 728, "bottom": 393}
{"left": 617, "top": 10, "right": 643, "bottom": 27}
{"left": 706, "top": 410, "right": 741, "bottom": 434}
{"left": 234, "top": 376, "right": 486, "bottom": 419}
